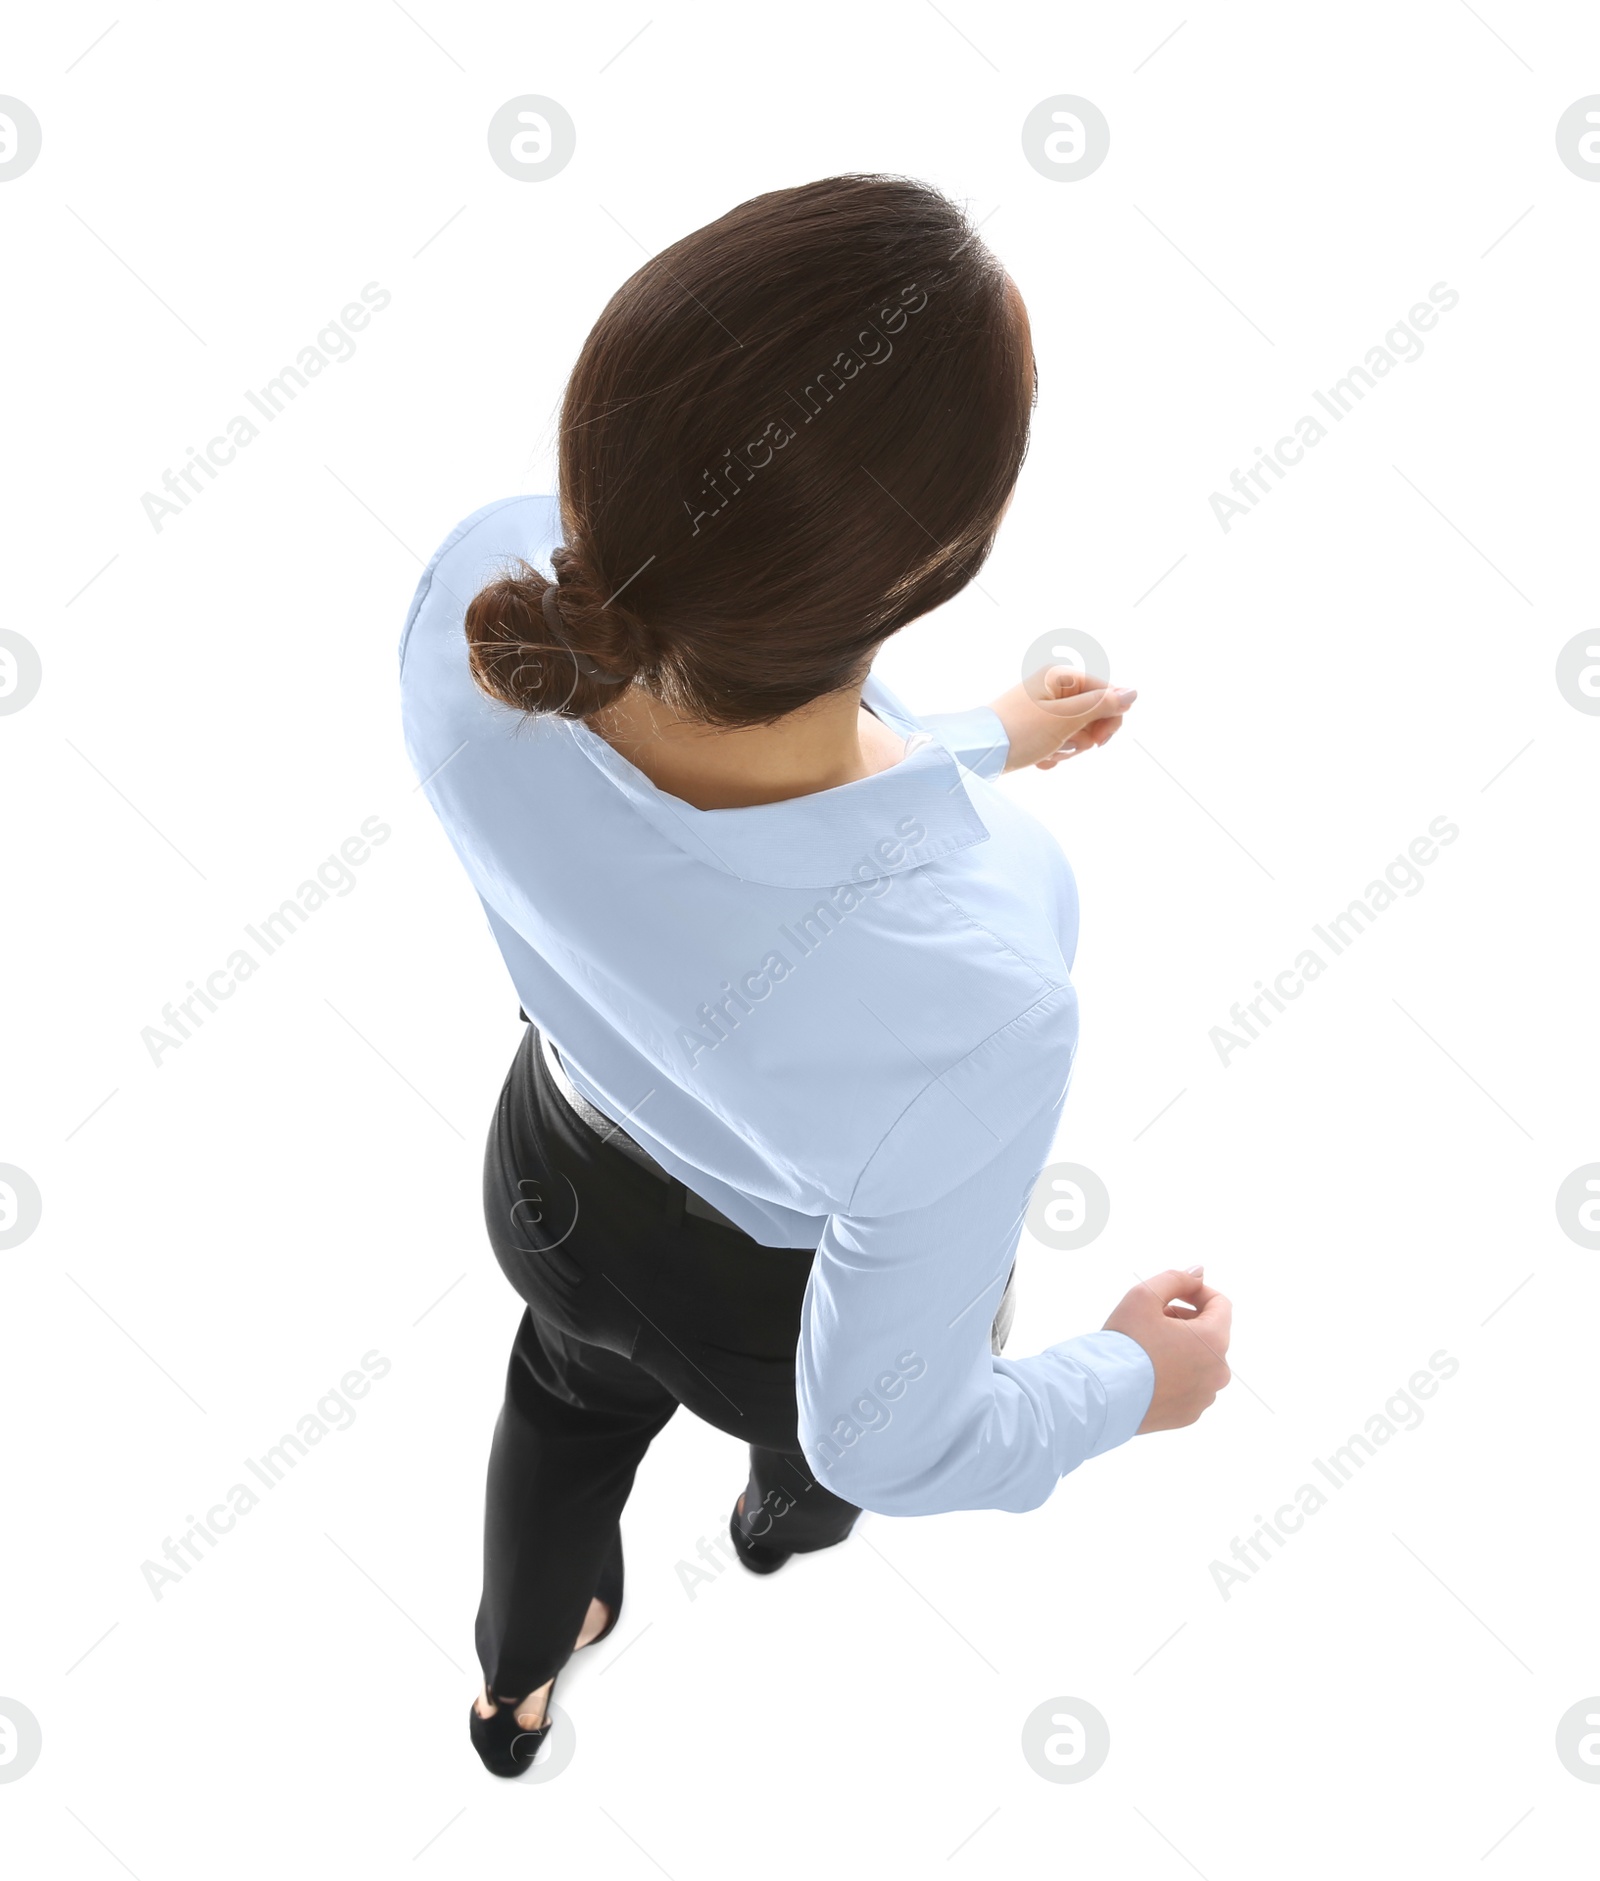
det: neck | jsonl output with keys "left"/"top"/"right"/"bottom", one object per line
{"left": 587, "top": 681, "right": 905, "bottom": 810}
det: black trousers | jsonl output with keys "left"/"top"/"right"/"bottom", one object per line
{"left": 475, "top": 1023, "right": 863, "bottom": 1701}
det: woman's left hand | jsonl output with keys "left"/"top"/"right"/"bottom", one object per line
{"left": 990, "top": 666, "right": 1138, "bottom": 773}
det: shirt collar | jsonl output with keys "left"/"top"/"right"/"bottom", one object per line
{"left": 564, "top": 674, "right": 992, "bottom": 888}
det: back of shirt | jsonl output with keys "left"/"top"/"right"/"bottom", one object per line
{"left": 400, "top": 495, "right": 1154, "bottom": 1516}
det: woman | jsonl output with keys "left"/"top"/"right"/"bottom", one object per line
{"left": 399, "top": 173, "right": 1232, "bottom": 1777}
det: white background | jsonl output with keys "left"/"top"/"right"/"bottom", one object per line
{"left": 3, "top": 2, "right": 1597, "bottom": 1873}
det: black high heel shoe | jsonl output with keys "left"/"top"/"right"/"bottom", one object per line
{"left": 469, "top": 1690, "right": 556, "bottom": 1778}
{"left": 469, "top": 1541, "right": 624, "bottom": 1777}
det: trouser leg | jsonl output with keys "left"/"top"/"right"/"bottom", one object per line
{"left": 475, "top": 1304, "right": 676, "bottom": 1702}
{"left": 736, "top": 1444, "right": 861, "bottom": 1555}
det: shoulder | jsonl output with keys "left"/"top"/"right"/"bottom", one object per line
{"left": 398, "top": 495, "right": 568, "bottom": 775}
{"left": 846, "top": 978, "right": 1079, "bottom": 1216}
{"left": 398, "top": 494, "right": 561, "bottom": 673}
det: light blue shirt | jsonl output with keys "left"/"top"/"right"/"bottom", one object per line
{"left": 399, "top": 496, "right": 1155, "bottom": 1516}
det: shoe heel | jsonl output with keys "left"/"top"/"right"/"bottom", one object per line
{"left": 729, "top": 1499, "right": 793, "bottom": 1575}
{"left": 470, "top": 1695, "right": 554, "bottom": 1779}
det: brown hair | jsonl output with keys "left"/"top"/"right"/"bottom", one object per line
{"left": 465, "top": 173, "right": 1033, "bottom": 728}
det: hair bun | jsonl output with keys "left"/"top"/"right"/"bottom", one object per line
{"left": 464, "top": 548, "right": 642, "bottom": 719}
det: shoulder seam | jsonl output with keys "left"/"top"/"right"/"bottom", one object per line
{"left": 921, "top": 873, "right": 1057, "bottom": 995}
{"left": 842, "top": 978, "right": 1075, "bottom": 1214}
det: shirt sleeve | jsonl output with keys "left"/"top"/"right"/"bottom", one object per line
{"left": 920, "top": 705, "right": 1010, "bottom": 780}
{"left": 794, "top": 1077, "right": 1155, "bottom": 1518}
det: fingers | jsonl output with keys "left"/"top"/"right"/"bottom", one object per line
{"left": 1032, "top": 710, "right": 1130, "bottom": 770}
{"left": 1030, "top": 668, "right": 1136, "bottom": 714}
{"left": 1195, "top": 1290, "right": 1233, "bottom": 1349}
{"left": 1129, "top": 1268, "right": 1231, "bottom": 1353}
{"left": 1037, "top": 682, "right": 1138, "bottom": 727}
{"left": 1136, "top": 1267, "right": 1211, "bottom": 1312}
{"left": 1024, "top": 669, "right": 1137, "bottom": 775}
{"left": 1035, "top": 666, "right": 1120, "bottom": 703}
{"left": 1029, "top": 664, "right": 1106, "bottom": 702}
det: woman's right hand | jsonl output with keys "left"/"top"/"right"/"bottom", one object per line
{"left": 990, "top": 666, "right": 1138, "bottom": 772}
{"left": 1103, "top": 1267, "right": 1233, "bottom": 1433}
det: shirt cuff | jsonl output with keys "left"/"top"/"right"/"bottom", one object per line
{"left": 921, "top": 705, "right": 1010, "bottom": 780}
{"left": 1054, "top": 1329, "right": 1156, "bottom": 1458}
